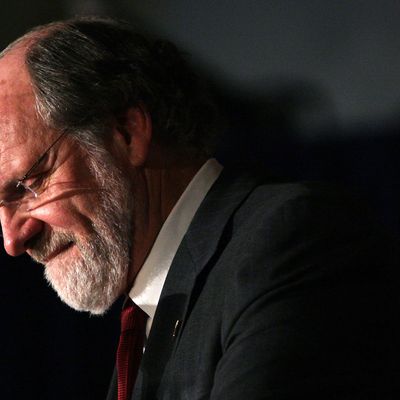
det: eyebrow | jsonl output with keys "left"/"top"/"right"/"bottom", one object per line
{"left": 0, "top": 130, "right": 67, "bottom": 195}
{"left": 1, "top": 179, "right": 17, "bottom": 190}
{"left": 0, "top": 179, "right": 21, "bottom": 198}
{"left": 0, "top": 147, "right": 47, "bottom": 196}
{"left": 18, "top": 150, "right": 49, "bottom": 182}
{"left": 18, "top": 130, "right": 67, "bottom": 183}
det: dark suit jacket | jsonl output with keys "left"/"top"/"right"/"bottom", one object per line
{"left": 107, "top": 168, "right": 400, "bottom": 399}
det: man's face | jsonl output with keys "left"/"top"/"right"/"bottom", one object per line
{"left": 0, "top": 51, "right": 134, "bottom": 314}
{"left": 29, "top": 140, "right": 134, "bottom": 315}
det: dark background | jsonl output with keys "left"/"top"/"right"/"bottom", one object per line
{"left": 1, "top": 1, "right": 399, "bottom": 399}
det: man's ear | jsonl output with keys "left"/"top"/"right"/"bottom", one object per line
{"left": 113, "top": 106, "right": 152, "bottom": 167}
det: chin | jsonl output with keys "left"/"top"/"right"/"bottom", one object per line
{"left": 44, "top": 252, "right": 128, "bottom": 316}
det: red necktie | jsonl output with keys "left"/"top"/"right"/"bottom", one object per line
{"left": 117, "top": 298, "right": 147, "bottom": 400}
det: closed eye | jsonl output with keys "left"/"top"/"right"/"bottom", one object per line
{"left": 21, "top": 170, "right": 50, "bottom": 195}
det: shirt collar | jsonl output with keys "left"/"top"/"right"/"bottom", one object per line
{"left": 129, "top": 158, "right": 223, "bottom": 333}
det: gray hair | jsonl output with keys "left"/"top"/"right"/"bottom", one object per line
{"left": 7, "top": 17, "right": 221, "bottom": 156}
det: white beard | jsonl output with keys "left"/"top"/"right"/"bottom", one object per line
{"left": 30, "top": 144, "right": 134, "bottom": 315}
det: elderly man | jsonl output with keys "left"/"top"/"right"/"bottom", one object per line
{"left": 0, "top": 17, "right": 399, "bottom": 400}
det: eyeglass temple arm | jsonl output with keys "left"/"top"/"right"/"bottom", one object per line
{"left": 18, "top": 130, "right": 67, "bottom": 183}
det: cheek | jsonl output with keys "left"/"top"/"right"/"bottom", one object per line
{"left": 30, "top": 197, "right": 97, "bottom": 236}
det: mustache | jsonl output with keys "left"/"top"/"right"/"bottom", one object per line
{"left": 28, "top": 230, "right": 76, "bottom": 264}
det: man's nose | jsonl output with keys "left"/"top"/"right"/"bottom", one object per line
{"left": 0, "top": 207, "right": 43, "bottom": 256}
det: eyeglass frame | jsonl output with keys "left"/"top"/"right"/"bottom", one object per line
{"left": 0, "top": 130, "right": 67, "bottom": 209}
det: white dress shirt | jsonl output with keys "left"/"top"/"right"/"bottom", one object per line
{"left": 129, "top": 158, "right": 223, "bottom": 336}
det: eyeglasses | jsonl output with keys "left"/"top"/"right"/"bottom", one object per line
{"left": 0, "top": 130, "right": 67, "bottom": 211}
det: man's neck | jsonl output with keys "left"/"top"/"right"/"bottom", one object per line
{"left": 127, "top": 157, "right": 207, "bottom": 287}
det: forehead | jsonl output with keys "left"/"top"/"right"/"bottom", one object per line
{"left": 0, "top": 50, "right": 49, "bottom": 178}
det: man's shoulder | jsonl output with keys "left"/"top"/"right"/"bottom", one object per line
{"left": 205, "top": 168, "right": 399, "bottom": 320}
{"left": 209, "top": 168, "right": 399, "bottom": 277}
{"left": 216, "top": 164, "right": 359, "bottom": 206}
{"left": 185, "top": 165, "right": 398, "bottom": 280}
{"left": 220, "top": 168, "right": 370, "bottom": 235}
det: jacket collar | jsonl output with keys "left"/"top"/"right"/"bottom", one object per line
{"left": 184, "top": 167, "right": 263, "bottom": 275}
{"left": 137, "top": 167, "right": 262, "bottom": 397}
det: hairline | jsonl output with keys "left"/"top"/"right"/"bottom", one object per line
{"left": 1, "top": 18, "right": 220, "bottom": 158}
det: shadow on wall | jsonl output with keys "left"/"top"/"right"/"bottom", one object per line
{"left": 215, "top": 79, "right": 400, "bottom": 236}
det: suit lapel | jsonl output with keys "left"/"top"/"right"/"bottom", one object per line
{"left": 184, "top": 167, "right": 263, "bottom": 275}
{"left": 137, "top": 168, "right": 262, "bottom": 398}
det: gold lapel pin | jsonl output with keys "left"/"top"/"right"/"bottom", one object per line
{"left": 173, "top": 320, "right": 181, "bottom": 337}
